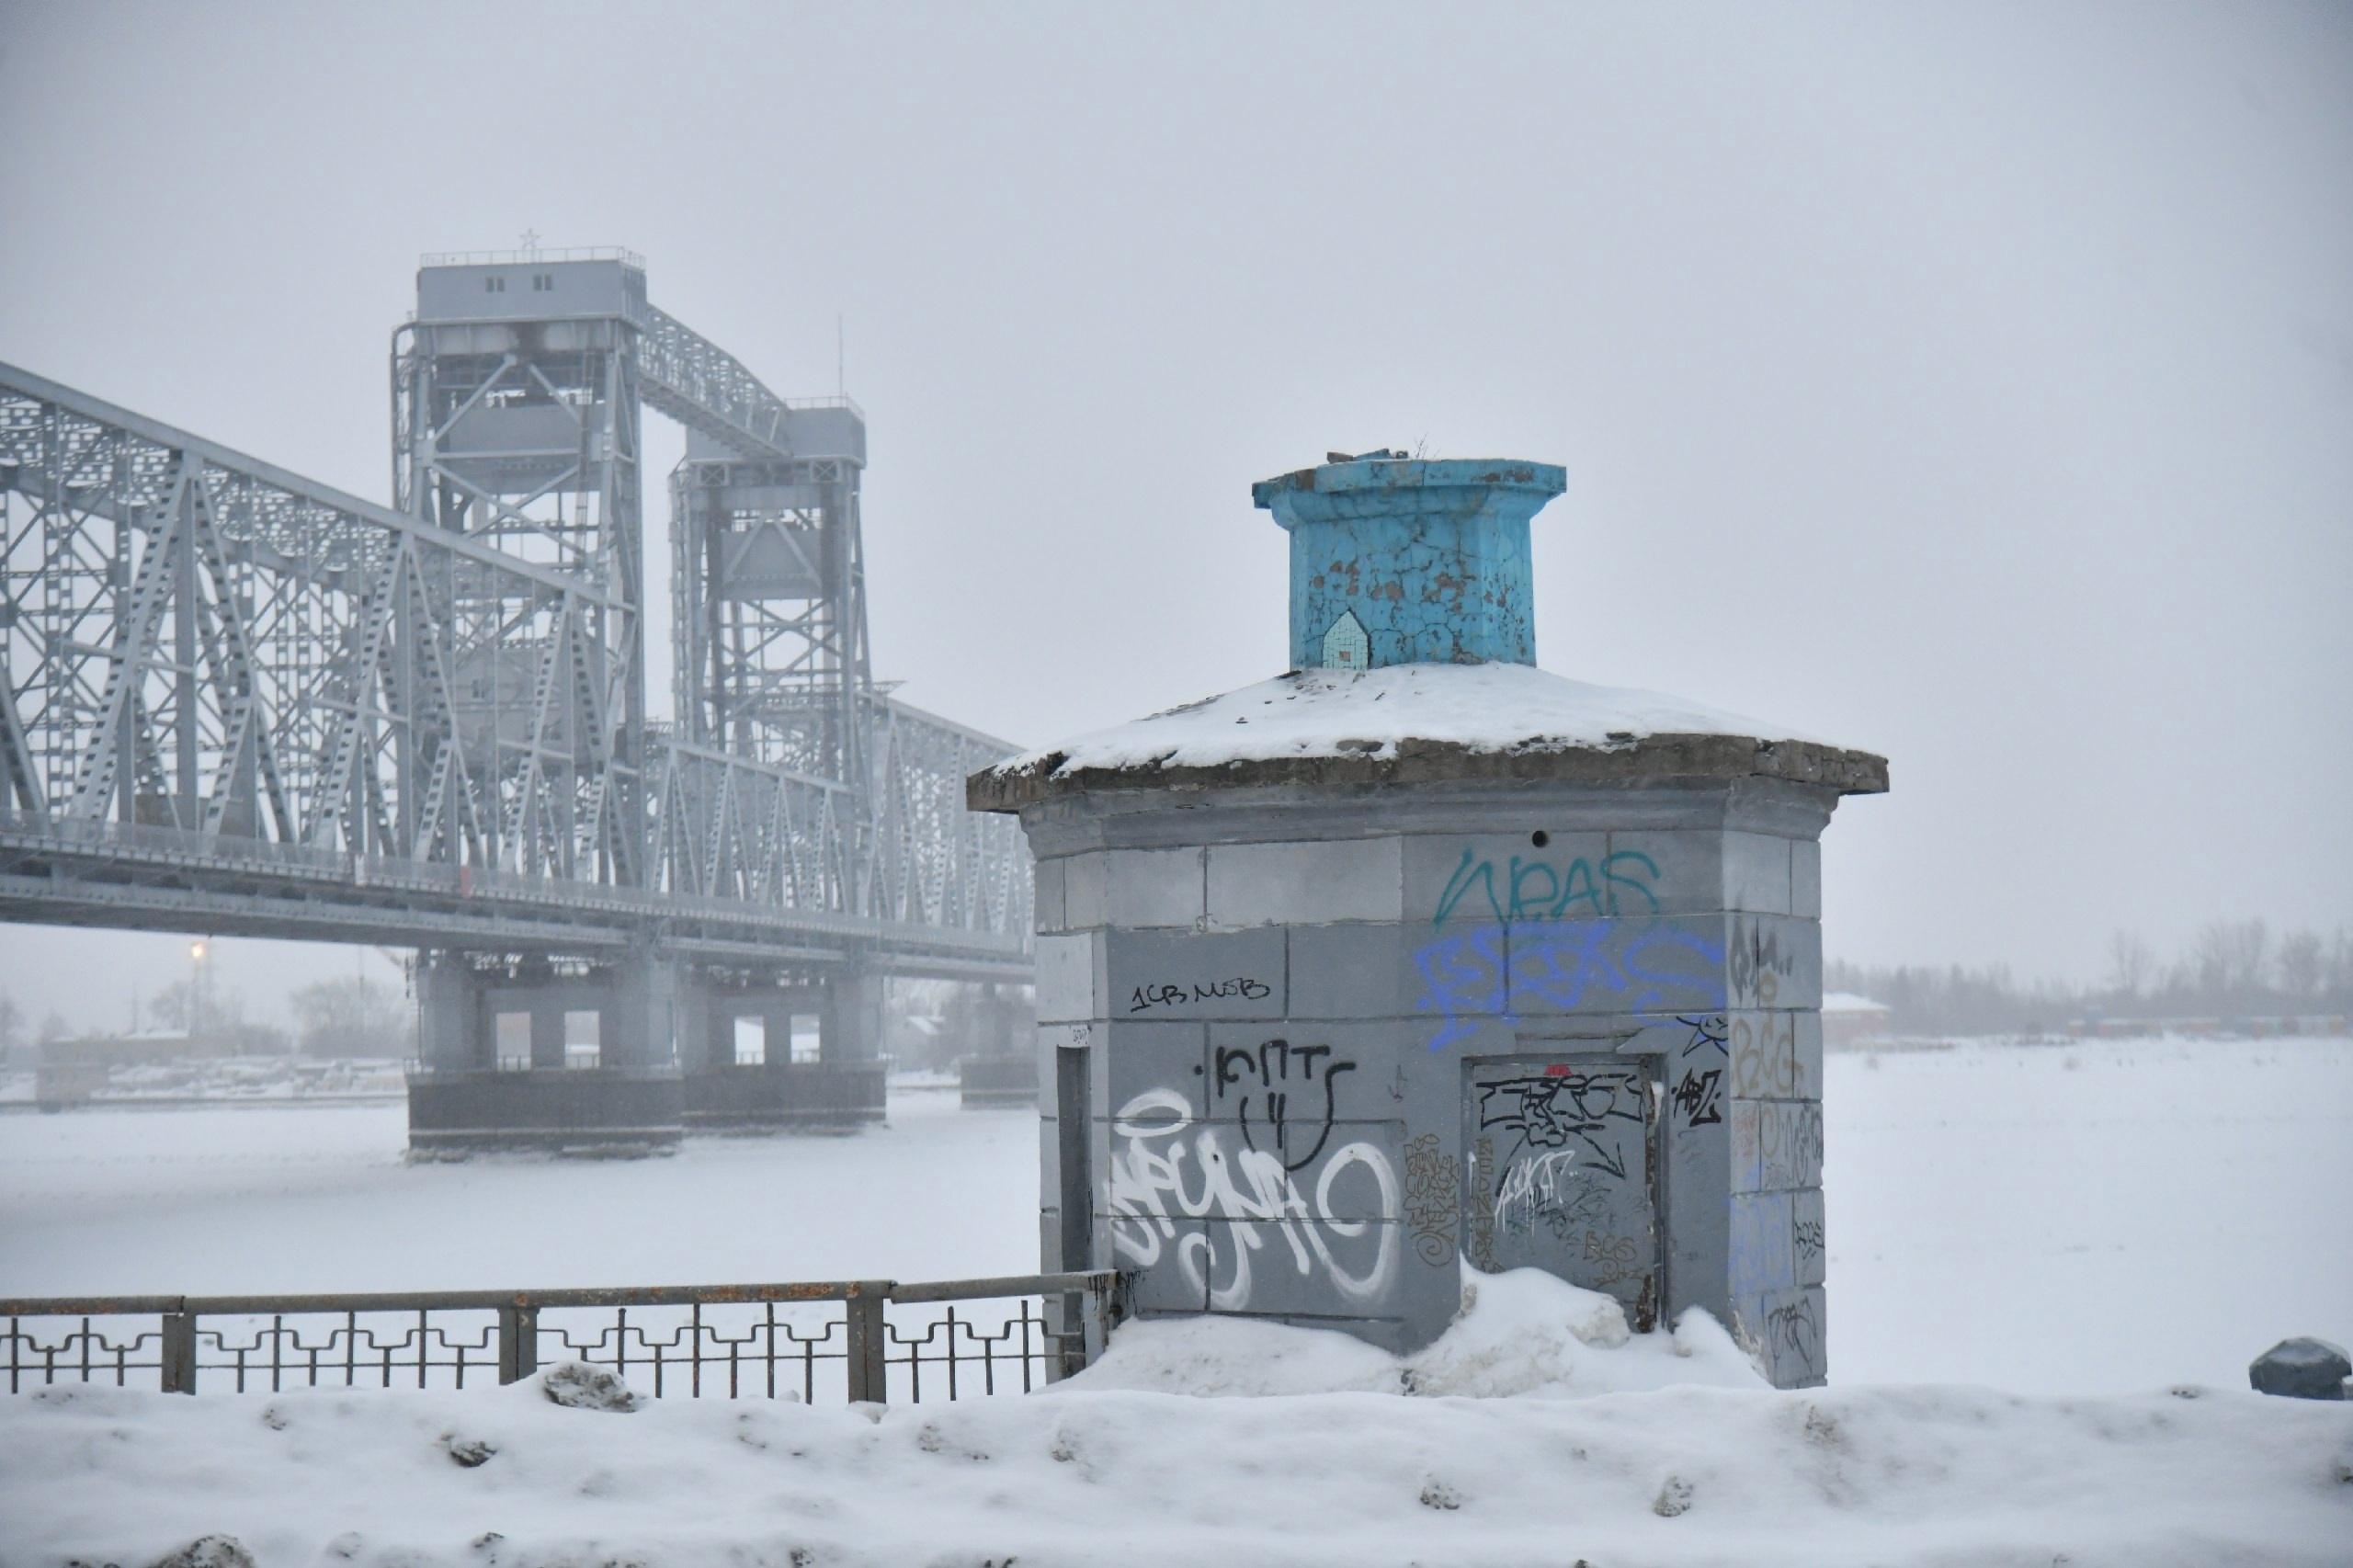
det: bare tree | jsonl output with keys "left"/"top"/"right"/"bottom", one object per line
{"left": 2278, "top": 928, "right": 2325, "bottom": 1000}
{"left": 148, "top": 979, "right": 194, "bottom": 1031}
{"left": 2224, "top": 917, "right": 2272, "bottom": 994}
{"left": 2105, "top": 930, "right": 2154, "bottom": 998}
{"left": 290, "top": 975, "right": 410, "bottom": 1058}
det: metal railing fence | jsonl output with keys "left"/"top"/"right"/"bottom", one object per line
{"left": 0, "top": 1272, "right": 1121, "bottom": 1405}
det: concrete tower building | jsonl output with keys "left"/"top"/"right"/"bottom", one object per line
{"left": 970, "top": 455, "right": 1887, "bottom": 1386}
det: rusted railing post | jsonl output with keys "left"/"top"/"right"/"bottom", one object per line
{"left": 844, "top": 1281, "right": 892, "bottom": 1403}
{"left": 159, "top": 1311, "right": 197, "bottom": 1394}
{"left": 496, "top": 1304, "right": 538, "bottom": 1384}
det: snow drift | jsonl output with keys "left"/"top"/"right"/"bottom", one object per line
{"left": 4, "top": 1268, "right": 2348, "bottom": 1566}
{"left": 1064, "top": 1267, "right": 1769, "bottom": 1399}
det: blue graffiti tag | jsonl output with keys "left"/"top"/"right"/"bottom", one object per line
{"left": 1413, "top": 919, "right": 1728, "bottom": 1052}
{"left": 1431, "top": 846, "right": 1663, "bottom": 927}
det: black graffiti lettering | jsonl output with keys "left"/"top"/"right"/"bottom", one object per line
{"left": 1473, "top": 1068, "right": 1645, "bottom": 1183}
{"left": 1791, "top": 1217, "right": 1824, "bottom": 1261}
{"left": 1765, "top": 1294, "right": 1823, "bottom": 1374}
{"left": 1670, "top": 1066, "right": 1722, "bottom": 1127}
{"left": 1677, "top": 1014, "right": 1728, "bottom": 1058}
{"left": 1210, "top": 1038, "right": 1358, "bottom": 1173}
{"left": 1126, "top": 975, "right": 1273, "bottom": 1014}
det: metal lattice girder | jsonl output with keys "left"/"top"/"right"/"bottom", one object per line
{"left": 636, "top": 304, "right": 798, "bottom": 460}
{"left": 0, "top": 348, "right": 1031, "bottom": 975}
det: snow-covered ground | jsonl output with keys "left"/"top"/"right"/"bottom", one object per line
{"left": 6, "top": 1036, "right": 2345, "bottom": 1393}
{"left": 3, "top": 1274, "right": 2347, "bottom": 1566}
{"left": 3, "top": 1038, "right": 2350, "bottom": 1563}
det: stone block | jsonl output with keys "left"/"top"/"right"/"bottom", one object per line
{"left": 1663, "top": 1050, "right": 1730, "bottom": 1137}
{"left": 1032, "top": 856, "right": 1069, "bottom": 933}
{"left": 1790, "top": 1012, "right": 1824, "bottom": 1101}
{"left": 1103, "top": 926, "right": 1286, "bottom": 1021}
{"left": 1726, "top": 1011, "right": 1803, "bottom": 1101}
{"left": 1722, "top": 832, "right": 1795, "bottom": 915}
{"left": 1201, "top": 1026, "right": 1404, "bottom": 1126}
{"left": 1731, "top": 1099, "right": 1824, "bottom": 1193}
{"left": 1102, "top": 1020, "right": 1208, "bottom": 1115}
{"left": 1792, "top": 839, "right": 1822, "bottom": 920}
{"left": 2248, "top": 1337, "right": 2349, "bottom": 1400}
{"left": 1102, "top": 1117, "right": 1404, "bottom": 1223}
{"left": 1745, "top": 1283, "right": 1827, "bottom": 1388}
{"left": 1105, "top": 1217, "right": 1211, "bottom": 1312}
{"left": 1100, "top": 846, "right": 1207, "bottom": 929}
{"left": 1608, "top": 831, "right": 1723, "bottom": 916}
{"left": 1726, "top": 914, "right": 1821, "bottom": 1010}
{"left": 1403, "top": 832, "right": 1615, "bottom": 926}
{"left": 1287, "top": 922, "right": 1427, "bottom": 1019}
{"left": 1729, "top": 1189, "right": 1795, "bottom": 1305}
{"left": 1035, "top": 932, "right": 1102, "bottom": 1024}
{"left": 1792, "top": 1187, "right": 1826, "bottom": 1286}
{"left": 1190, "top": 1218, "right": 1406, "bottom": 1316}
{"left": 1408, "top": 915, "right": 1733, "bottom": 1055}
{"left": 1504, "top": 915, "right": 1733, "bottom": 1019}
{"left": 1062, "top": 852, "right": 1105, "bottom": 929}
{"left": 1207, "top": 836, "right": 1402, "bottom": 928}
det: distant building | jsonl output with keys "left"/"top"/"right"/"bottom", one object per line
{"left": 1823, "top": 992, "right": 1894, "bottom": 1046}
{"left": 42, "top": 1028, "right": 219, "bottom": 1068}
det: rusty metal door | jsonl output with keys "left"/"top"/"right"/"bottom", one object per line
{"left": 1461, "top": 1055, "right": 1661, "bottom": 1330}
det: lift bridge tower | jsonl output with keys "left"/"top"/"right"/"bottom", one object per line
{"left": 392, "top": 248, "right": 901, "bottom": 1145}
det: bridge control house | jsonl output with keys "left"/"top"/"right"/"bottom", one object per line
{"left": 970, "top": 455, "right": 1888, "bottom": 1386}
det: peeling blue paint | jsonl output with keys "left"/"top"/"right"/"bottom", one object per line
{"left": 1252, "top": 456, "right": 1567, "bottom": 670}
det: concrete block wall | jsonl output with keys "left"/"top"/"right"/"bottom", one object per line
{"left": 1025, "top": 781, "right": 1836, "bottom": 1386}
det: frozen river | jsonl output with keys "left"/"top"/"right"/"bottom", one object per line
{"left": 3, "top": 1037, "right": 2347, "bottom": 1396}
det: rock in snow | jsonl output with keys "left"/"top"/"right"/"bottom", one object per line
{"left": 2250, "top": 1336, "right": 2352, "bottom": 1400}
{"left": 144, "top": 1538, "right": 256, "bottom": 1568}
{"left": 539, "top": 1359, "right": 641, "bottom": 1413}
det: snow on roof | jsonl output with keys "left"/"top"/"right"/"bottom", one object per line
{"left": 1824, "top": 991, "right": 1893, "bottom": 1014}
{"left": 993, "top": 661, "right": 1841, "bottom": 778}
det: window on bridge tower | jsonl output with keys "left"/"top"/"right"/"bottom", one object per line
{"left": 733, "top": 1017, "right": 766, "bottom": 1067}
{"left": 563, "top": 1011, "right": 599, "bottom": 1070}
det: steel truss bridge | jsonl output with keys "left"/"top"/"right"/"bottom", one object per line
{"left": 0, "top": 251, "right": 1030, "bottom": 1143}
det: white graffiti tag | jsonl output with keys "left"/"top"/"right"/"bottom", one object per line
{"left": 1107, "top": 1088, "right": 1401, "bottom": 1312}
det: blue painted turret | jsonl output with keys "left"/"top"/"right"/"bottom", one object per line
{"left": 1252, "top": 453, "right": 1568, "bottom": 671}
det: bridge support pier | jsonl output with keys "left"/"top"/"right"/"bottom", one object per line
{"left": 956, "top": 983, "right": 1037, "bottom": 1107}
{"left": 676, "top": 962, "right": 888, "bottom": 1131}
{"left": 405, "top": 950, "right": 686, "bottom": 1155}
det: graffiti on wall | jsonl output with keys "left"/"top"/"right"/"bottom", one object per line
{"left": 1729, "top": 1013, "right": 1802, "bottom": 1098}
{"left": 1414, "top": 922, "right": 1727, "bottom": 1052}
{"left": 1669, "top": 1064, "right": 1723, "bottom": 1127}
{"left": 1728, "top": 916, "right": 1800, "bottom": 1007}
{"left": 1199, "top": 1039, "right": 1357, "bottom": 1173}
{"left": 1464, "top": 1062, "right": 1655, "bottom": 1320}
{"left": 1401, "top": 1132, "right": 1460, "bottom": 1266}
{"left": 1127, "top": 976, "right": 1273, "bottom": 1016}
{"left": 1106, "top": 1083, "right": 1399, "bottom": 1312}
{"left": 1679, "top": 1014, "right": 1729, "bottom": 1057}
{"left": 1432, "top": 846, "right": 1663, "bottom": 927}
{"left": 1764, "top": 1292, "right": 1824, "bottom": 1380}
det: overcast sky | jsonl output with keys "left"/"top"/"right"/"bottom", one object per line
{"left": 2, "top": 0, "right": 2347, "bottom": 1028}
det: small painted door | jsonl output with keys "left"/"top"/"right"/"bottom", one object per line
{"left": 1461, "top": 1055, "right": 1661, "bottom": 1330}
